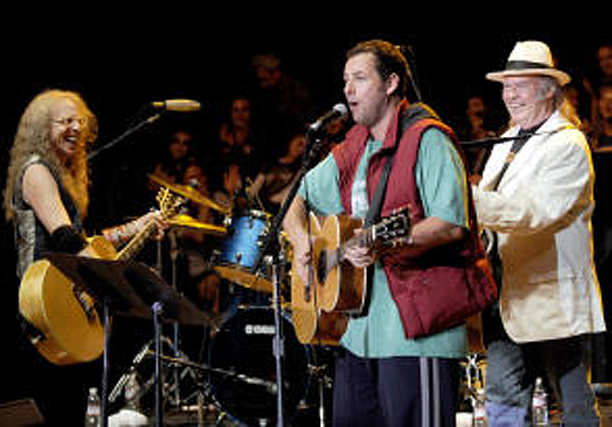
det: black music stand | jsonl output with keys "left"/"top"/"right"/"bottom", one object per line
{"left": 45, "top": 253, "right": 213, "bottom": 427}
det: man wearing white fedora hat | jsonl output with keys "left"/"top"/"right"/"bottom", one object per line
{"left": 473, "top": 40, "right": 605, "bottom": 425}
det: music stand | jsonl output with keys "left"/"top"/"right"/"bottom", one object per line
{"left": 46, "top": 253, "right": 214, "bottom": 427}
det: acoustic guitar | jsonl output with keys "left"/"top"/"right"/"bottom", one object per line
{"left": 291, "top": 206, "right": 411, "bottom": 345}
{"left": 18, "top": 188, "right": 184, "bottom": 365}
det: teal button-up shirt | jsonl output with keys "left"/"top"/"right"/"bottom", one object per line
{"left": 298, "top": 127, "right": 468, "bottom": 358}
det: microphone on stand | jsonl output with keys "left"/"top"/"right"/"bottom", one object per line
{"left": 308, "top": 103, "right": 349, "bottom": 136}
{"left": 151, "top": 99, "right": 201, "bottom": 112}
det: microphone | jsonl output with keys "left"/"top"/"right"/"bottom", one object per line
{"left": 308, "top": 103, "right": 349, "bottom": 135}
{"left": 151, "top": 99, "right": 201, "bottom": 112}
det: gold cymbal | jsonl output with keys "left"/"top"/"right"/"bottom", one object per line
{"left": 169, "top": 214, "right": 227, "bottom": 235}
{"left": 148, "top": 174, "right": 231, "bottom": 215}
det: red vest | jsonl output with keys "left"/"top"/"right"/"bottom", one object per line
{"left": 332, "top": 100, "right": 496, "bottom": 338}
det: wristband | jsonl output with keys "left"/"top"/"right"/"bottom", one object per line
{"left": 50, "top": 225, "right": 87, "bottom": 254}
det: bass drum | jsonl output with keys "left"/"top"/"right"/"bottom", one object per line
{"left": 208, "top": 307, "right": 310, "bottom": 426}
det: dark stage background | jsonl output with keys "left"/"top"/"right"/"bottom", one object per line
{"left": 0, "top": 18, "right": 610, "bottom": 422}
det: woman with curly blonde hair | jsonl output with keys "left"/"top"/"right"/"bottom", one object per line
{"left": 4, "top": 90, "right": 167, "bottom": 423}
{"left": 4, "top": 89, "right": 166, "bottom": 277}
{"left": 4, "top": 90, "right": 94, "bottom": 219}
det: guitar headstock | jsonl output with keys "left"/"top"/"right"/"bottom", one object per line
{"left": 156, "top": 188, "right": 185, "bottom": 219}
{"left": 373, "top": 206, "right": 411, "bottom": 247}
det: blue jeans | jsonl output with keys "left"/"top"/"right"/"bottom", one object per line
{"left": 484, "top": 316, "right": 599, "bottom": 426}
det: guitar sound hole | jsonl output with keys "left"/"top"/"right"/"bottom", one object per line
{"left": 317, "top": 250, "right": 328, "bottom": 284}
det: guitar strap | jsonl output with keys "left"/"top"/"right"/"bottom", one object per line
{"left": 364, "top": 103, "right": 437, "bottom": 227}
{"left": 481, "top": 126, "right": 539, "bottom": 346}
{"left": 363, "top": 152, "right": 395, "bottom": 227}
{"left": 356, "top": 104, "right": 437, "bottom": 318}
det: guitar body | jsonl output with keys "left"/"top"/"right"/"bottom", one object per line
{"left": 19, "top": 237, "right": 118, "bottom": 365}
{"left": 291, "top": 213, "right": 366, "bottom": 345}
{"left": 18, "top": 188, "right": 183, "bottom": 365}
{"left": 313, "top": 214, "right": 367, "bottom": 313}
{"left": 290, "top": 207, "right": 411, "bottom": 346}
{"left": 19, "top": 257, "right": 107, "bottom": 365}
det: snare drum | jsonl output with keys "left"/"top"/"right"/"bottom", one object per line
{"left": 208, "top": 307, "right": 310, "bottom": 425}
{"left": 214, "top": 210, "right": 273, "bottom": 293}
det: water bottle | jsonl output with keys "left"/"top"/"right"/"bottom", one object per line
{"left": 532, "top": 377, "right": 549, "bottom": 426}
{"left": 473, "top": 388, "right": 487, "bottom": 426}
{"left": 85, "top": 387, "right": 101, "bottom": 427}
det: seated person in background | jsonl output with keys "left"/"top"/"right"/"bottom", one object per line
{"left": 589, "top": 83, "right": 612, "bottom": 152}
{"left": 247, "top": 131, "right": 306, "bottom": 214}
{"left": 148, "top": 129, "right": 195, "bottom": 191}
{"left": 175, "top": 163, "right": 222, "bottom": 314}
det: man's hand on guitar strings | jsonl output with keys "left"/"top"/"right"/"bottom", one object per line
{"left": 293, "top": 236, "right": 318, "bottom": 287}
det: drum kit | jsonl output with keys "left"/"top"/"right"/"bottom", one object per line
{"left": 107, "top": 175, "right": 331, "bottom": 426}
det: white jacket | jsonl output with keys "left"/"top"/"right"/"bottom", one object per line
{"left": 473, "top": 110, "right": 606, "bottom": 343}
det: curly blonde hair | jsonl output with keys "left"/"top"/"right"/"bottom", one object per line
{"left": 3, "top": 89, "right": 98, "bottom": 221}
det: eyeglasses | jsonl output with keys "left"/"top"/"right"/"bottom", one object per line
{"left": 52, "top": 117, "right": 87, "bottom": 127}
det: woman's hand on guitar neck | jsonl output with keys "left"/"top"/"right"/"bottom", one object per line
{"left": 134, "top": 210, "right": 169, "bottom": 241}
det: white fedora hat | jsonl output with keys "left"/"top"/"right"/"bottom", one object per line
{"left": 486, "top": 40, "right": 571, "bottom": 86}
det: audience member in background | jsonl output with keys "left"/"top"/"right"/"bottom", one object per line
{"left": 563, "top": 82, "right": 592, "bottom": 132}
{"left": 458, "top": 95, "right": 497, "bottom": 180}
{"left": 589, "top": 83, "right": 612, "bottom": 152}
{"left": 216, "top": 96, "right": 263, "bottom": 179}
{"left": 175, "top": 163, "right": 222, "bottom": 314}
{"left": 247, "top": 130, "right": 306, "bottom": 214}
{"left": 250, "top": 53, "right": 316, "bottom": 157}
{"left": 212, "top": 159, "right": 246, "bottom": 216}
{"left": 148, "top": 129, "right": 195, "bottom": 190}
{"left": 583, "top": 43, "right": 612, "bottom": 125}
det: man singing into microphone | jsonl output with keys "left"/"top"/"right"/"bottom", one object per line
{"left": 284, "top": 40, "right": 491, "bottom": 426}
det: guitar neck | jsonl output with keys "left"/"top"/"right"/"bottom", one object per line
{"left": 116, "top": 220, "right": 157, "bottom": 261}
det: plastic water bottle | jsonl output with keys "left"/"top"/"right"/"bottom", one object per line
{"left": 532, "top": 377, "right": 549, "bottom": 426}
{"left": 473, "top": 388, "right": 487, "bottom": 426}
{"left": 85, "top": 387, "right": 101, "bottom": 427}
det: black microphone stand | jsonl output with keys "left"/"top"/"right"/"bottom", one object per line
{"left": 250, "top": 129, "right": 324, "bottom": 426}
{"left": 87, "top": 111, "right": 163, "bottom": 161}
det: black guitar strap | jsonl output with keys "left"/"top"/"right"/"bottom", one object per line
{"left": 364, "top": 103, "right": 438, "bottom": 227}
{"left": 363, "top": 153, "right": 395, "bottom": 227}
{"left": 356, "top": 104, "right": 438, "bottom": 318}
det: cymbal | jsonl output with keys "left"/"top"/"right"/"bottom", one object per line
{"left": 169, "top": 214, "right": 227, "bottom": 236}
{"left": 214, "top": 265, "right": 274, "bottom": 293}
{"left": 148, "top": 174, "right": 231, "bottom": 215}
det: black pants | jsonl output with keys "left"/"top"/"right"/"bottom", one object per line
{"left": 333, "top": 349, "right": 459, "bottom": 427}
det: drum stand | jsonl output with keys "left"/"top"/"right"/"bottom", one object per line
{"left": 43, "top": 254, "right": 214, "bottom": 427}
{"left": 108, "top": 335, "right": 208, "bottom": 422}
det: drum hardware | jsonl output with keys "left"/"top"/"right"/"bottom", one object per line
{"left": 458, "top": 353, "right": 487, "bottom": 415}
{"left": 243, "top": 124, "right": 328, "bottom": 427}
{"left": 207, "top": 307, "right": 310, "bottom": 426}
{"left": 305, "top": 362, "right": 334, "bottom": 427}
{"left": 148, "top": 173, "right": 231, "bottom": 216}
{"left": 152, "top": 351, "right": 279, "bottom": 394}
{"left": 42, "top": 254, "right": 214, "bottom": 427}
{"left": 109, "top": 338, "right": 224, "bottom": 426}
{"left": 213, "top": 210, "right": 281, "bottom": 294}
